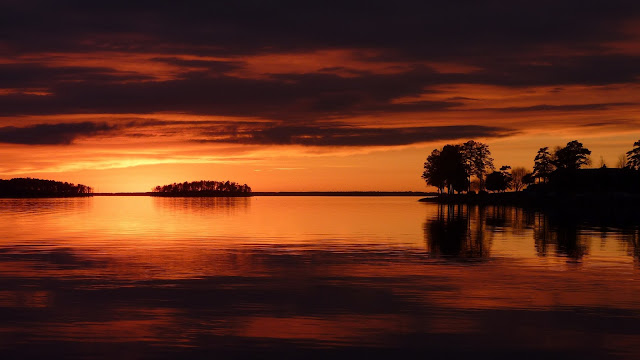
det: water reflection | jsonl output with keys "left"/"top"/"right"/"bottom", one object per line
{"left": 0, "top": 197, "right": 92, "bottom": 216}
{"left": 621, "top": 229, "right": 640, "bottom": 260}
{"left": 424, "top": 204, "right": 490, "bottom": 260}
{"left": 152, "top": 196, "right": 250, "bottom": 215}
{"left": 2, "top": 197, "right": 640, "bottom": 359}
{"left": 0, "top": 246, "right": 104, "bottom": 270}
{"left": 532, "top": 213, "right": 588, "bottom": 260}
{"left": 425, "top": 203, "right": 640, "bottom": 263}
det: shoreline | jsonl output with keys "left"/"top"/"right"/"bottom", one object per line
{"left": 0, "top": 194, "right": 94, "bottom": 199}
{"left": 419, "top": 191, "right": 640, "bottom": 210}
{"left": 1, "top": 191, "right": 435, "bottom": 198}
{"left": 98, "top": 191, "right": 434, "bottom": 197}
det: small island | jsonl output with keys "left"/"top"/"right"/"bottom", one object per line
{"left": 0, "top": 178, "right": 93, "bottom": 198}
{"left": 150, "top": 180, "right": 252, "bottom": 197}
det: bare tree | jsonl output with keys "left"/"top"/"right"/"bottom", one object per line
{"left": 598, "top": 156, "right": 607, "bottom": 168}
{"left": 617, "top": 154, "right": 628, "bottom": 168}
{"left": 510, "top": 167, "right": 531, "bottom": 191}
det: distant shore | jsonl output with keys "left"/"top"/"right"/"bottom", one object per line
{"left": 252, "top": 191, "right": 432, "bottom": 196}
{"left": 0, "top": 194, "right": 94, "bottom": 199}
{"left": 0, "top": 191, "right": 434, "bottom": 198}
{"left": 90, "top": 191, "right": 434, "bottom": 197}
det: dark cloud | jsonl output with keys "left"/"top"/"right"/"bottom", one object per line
{"left": 581, "top": 120, "right": 634, "bottom": 127}
{"left": 0, "top": 64, "right": 153, "bottom": 89}
{"left": 1, "top": 52, "right": 639, "bottom": 120}
{"left": 197, "top": 124, "right": 514, "bottom": 146}
{"left": 0, "top": 120, "right": 513, "bottom": 147}
{"left": 0, "top": 68, "right": 458, "bottom": 118}
{"left": 2, "top": 1, "right": 639, "bottom": 58}
{"left": 461, "top": 55, "right": 640, "bottom": 87}
{"left": 2, "top": 55, "right": 638, "bottom": 120}
{"left": 487, "top": 102, "right": 636, "bottom": 112}
{"left": 1, "top": 0, "right": 639, "bottom": 137}
{"left": 0, "top": 122, "right": 116, "bottom": 145}
{"left": 148, "top": 57, "right": 243, "bottom": 74}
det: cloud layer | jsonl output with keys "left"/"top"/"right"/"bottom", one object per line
{"left": 1, "top": 0, "right": 639, "bottom": 188}
{"left": 0, "top": 120, "right": 513, "bottom": 147}
{"left": 0, "top": 122, "right": 115, "bottom": 145}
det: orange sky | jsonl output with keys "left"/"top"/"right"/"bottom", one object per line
{"left": 1, "top": 2, "right": 639, "bottom": 192}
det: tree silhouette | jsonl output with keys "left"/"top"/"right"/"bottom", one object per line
{"left": 617, "top": 153, "right": 629, "bottom": 168}
{"left": 626, "top": 140, "right": 640, "bottom": 170}
{"left": 422, "top": 149, "right": 446, "bottom": 193}
{"left": 510, "top": 167, "right": 531, "bottom": 191}
{"left": 441, "top": 145, "right": 469, "bottom": 194}
{"left": 461, "top": 140, "right": 494, "bottom": 190}
{"left": 533, "top": 147, "right": 554, "bottom": 183}
{"left": 485, "top": 166, "right": 512, "bottom": 193}
{"left": 552, "top": 140, "right": 591, "bottom": 170}
{"left": 422, "top": 145, "right": 468, "bottom": 194}
{"left": 522, "top": 173, "right": 535, "bottom": 187}
{"left": 423, "top": 140, "right": 495, "bottom": 194}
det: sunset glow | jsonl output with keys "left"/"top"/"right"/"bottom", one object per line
{"left": 1, "top": 2, "right": 640, "bottom": 191}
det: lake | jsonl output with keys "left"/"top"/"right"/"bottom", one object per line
{"left": 1, "top": 196, "right": 639, "bottom": 359}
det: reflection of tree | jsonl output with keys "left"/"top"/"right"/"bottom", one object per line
{"left": 480, "top": 206, "right": 529, "bottom": 235}
{"left": 533, "top": 213, "right": 551, "bottom": 257}
{"left": 153, "top": 196, "right": 250, "bottom": 215}
{"left": 620, "top": 228, "right": 640, "bottom": 261}
{"left": 484, "top": 206, "right": 507, "bottom": 228}
{"left": 426, "top": 203, "right": 640, "bottom": 263}
{"left": 531, "top": 212, "right": 588, "bottom": 260}
{"left": 554, "top": 220, "right": 587, "bottom": 260}
{"left": 424, "top": 204, "right": 490, "bottom": 260}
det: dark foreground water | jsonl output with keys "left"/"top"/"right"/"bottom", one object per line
{"left": 1, "top": 196, "right": 639, "bottom": 359}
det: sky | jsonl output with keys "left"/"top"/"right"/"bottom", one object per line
{"left": 1, "top": 0, "right": 639, "bottom": 192}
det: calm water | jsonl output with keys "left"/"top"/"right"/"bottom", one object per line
{"left": 1, "top": 196, "right": 640, "bottom": 359}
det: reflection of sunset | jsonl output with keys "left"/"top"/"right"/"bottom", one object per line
{"left": 2, "top": 197, "right": 640, "bottom": 356}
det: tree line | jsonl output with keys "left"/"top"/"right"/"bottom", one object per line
{"left": 152, "top": 180, "right": 252, "bottom": 194}
{"left": 423, "top": 139, "right": 640, "bottom": 194}
{"left": 0, "top": 178, "right": 93, "bottom": 197}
